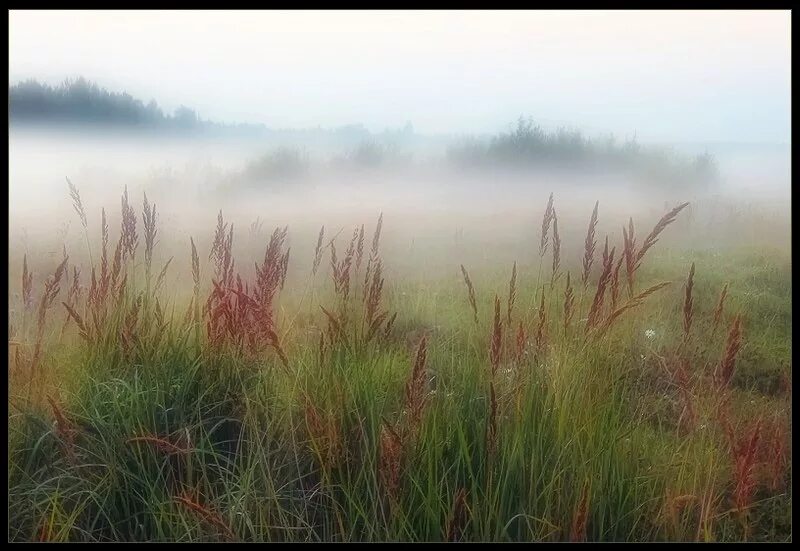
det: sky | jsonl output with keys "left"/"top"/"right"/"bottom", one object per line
{"left": 8, "top": 10, "right": 792, "bottom": 143}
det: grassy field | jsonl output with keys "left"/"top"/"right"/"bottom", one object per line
{"left": 7, "top": 186, "right": 791, "bottom": 542}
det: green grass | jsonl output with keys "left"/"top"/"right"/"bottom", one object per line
{"left": 8, "top": 208, "right": 791, "bottom": 542}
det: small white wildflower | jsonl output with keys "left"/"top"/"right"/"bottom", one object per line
{"left": 644, "top": 329, "right": 656, "bottom": 340}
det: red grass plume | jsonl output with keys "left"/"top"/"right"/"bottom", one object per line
{"left": 569, "top": 483, "right": 590, "bottom": 542}
{"left": 586, "top": 241, "right": 614, "bottom": 331}
{"left": 404, "top": 335, "right": 429, "bottom": 434}
{"left": 714, "top": 315, "right": 743, "bottom": 389}
{"left": 730, "top": 419, "right": 762, "bottom": 516}
{"left": 378, "top": 421, "right": 404, "bottom": 502}
{"left": 635, "top": 202, "right": 690, "bottom": 268}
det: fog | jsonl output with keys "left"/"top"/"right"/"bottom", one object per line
{"left": 8, "top": 10, "right": 792, "bottom": 278}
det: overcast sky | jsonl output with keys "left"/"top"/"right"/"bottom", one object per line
{"left": 9, "top": 10, "right": 791, "bottom": 143}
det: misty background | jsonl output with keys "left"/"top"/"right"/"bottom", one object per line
{"left": 8, "top": 10, "right": 791, "bottom": 252}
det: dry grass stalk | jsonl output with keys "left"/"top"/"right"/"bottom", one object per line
{"left": 445, "top": 488, "right": 469, "bottom": 542}
{"left": 320, "top": 305, "right": 349, "bottom": 347}
{"left": 683, "top": 262, "right": 695, "bottom": 339}
{"left": 279, "top": 247, "right": 290, "bottom": 290}
{"left": 404, "top": 336, "right": 429, "bottom": 435}
{"left": 384, "top": 312, "right": 398, "bottom": 339}
{"left": 209, "top": 211, "right": 235, "bottom": 289}
{"left": 153, "top": 257, "right": 173, "bottom": 295}
{"left": 365, "top": 259, "right": 385, "bottom": 332}
{"left": 563, "top": 271, "right": 574, "bottom": 333}
{"left": 490, "top": 295, "right": 502, "bottom": 376}
{"left": 506, "top": 261, "right": 517, "bottom": 326}
{"left": 622, "top": 218, "right": 636, "bottom": 297}
{"left": 539, "top": 192, "right": 555, "bottom": 257}
{"left": 30, "top": 257, "right": 69, "bottom": 375}
{"left": 551, "top": 210, "right": 561, "bottom": 285}
{"left": 534, "top": 288, "right": 547, "bottom": 356}
{"left": 581, "top": 201, "right": 599, "bottom": 287}
{"left": 460, "top": 264, "right": 478, "bottom": 324}
{"left": 730, "top": 419, "right": 762, "bottom": 520}
{"left": 61, "top": 302, "right": 91, "bottom": 343}
{"left": 586, "top": 244, "right": 615, "bottom": 331}
{"left": 594, "top": 301, "right": 643, "bottom": 338}
{"left": 762, "top": 414, "right": 788, "bottom": 492}
{"left": 330, "top": 230, "right": 357, "bottom": 304}
{"left": 127, "top": 435, "right": 192, "bottom": 455}
{"left": 714, "top": 315, "right": 743, "bottom": 389}
{"left": 610, "top": 256, "right": 623, "bottom": 312}
{"left": 635, "top": 202, "right": 690, "bottom": 267}
{"left": 67, "top": 177, "right": 87, "bottom": 229}
{"left": 631, "top": 281, "right": 672, "bottom": 303}
{"left": 142, "top": 192, "right": 158, "bottom": 274}
{"left": 304, "top": 398, "right": 341, "bottom": 469}
{"left": 378, "top": 421, "right": 404, "bottom": 501}
{"left": 120, "top": 186, "right": 139, "bottom": 260}
{"left": 47, "top": 394, "right": 77, "bottom": 465}
{"left": 711, "top": 283, "right": 729, "bottom": 336}
{"left": 355, "top": 224, "right": 365, "bottom": 272}
{"left": 312, "top": 225, "right": 325, "bottom": 276}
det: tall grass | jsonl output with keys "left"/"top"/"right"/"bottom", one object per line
{"left": 7, "top": 185, "right": 791, "bottom": 542}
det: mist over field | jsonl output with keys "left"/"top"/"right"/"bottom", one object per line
{"left": 8, "top": 10, "right": 791, "bottom": 543}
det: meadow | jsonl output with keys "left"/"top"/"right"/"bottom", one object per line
{"left": 7, "top": 182, "right": 791, "bottom": 542}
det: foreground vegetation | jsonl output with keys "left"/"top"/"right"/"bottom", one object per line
{"left": 8, "top": 184, "right": 791, "bottom": 542}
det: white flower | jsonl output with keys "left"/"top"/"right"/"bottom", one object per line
{"left": 644, "top": 329, "right": 656, "bottom": 339}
